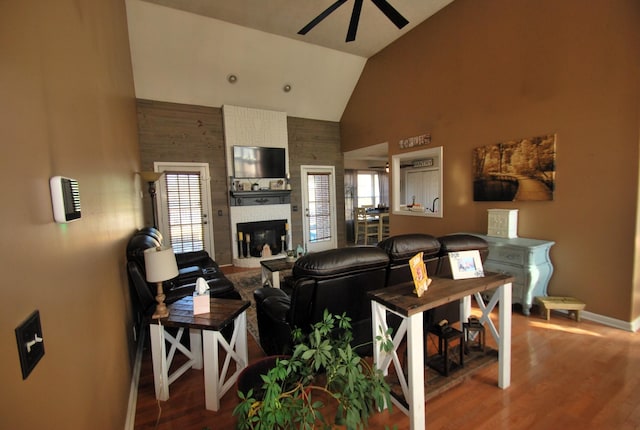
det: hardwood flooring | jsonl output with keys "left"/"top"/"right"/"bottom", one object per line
{"left": 134, "top": 279, "right": 640, "bottom": 429}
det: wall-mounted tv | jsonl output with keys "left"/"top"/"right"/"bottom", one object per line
{"left": 233, "top": 146, "right": 286, "bottom": 179}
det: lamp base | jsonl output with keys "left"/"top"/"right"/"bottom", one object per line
{"left": 151, "top": 282, "right": 170, "bottom": 319}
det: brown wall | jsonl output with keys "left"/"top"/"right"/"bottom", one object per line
{"left": 341, "top": 0, "right": 640, "bottom": 322}
{"left": 137, "top": 100, "right": 346, "bottom": 264}
{"left": 0, "top": 1, "right": 141, "bottom": 428}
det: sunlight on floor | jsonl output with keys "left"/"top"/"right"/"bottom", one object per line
{"left": 528, "top": 320, "right": 603, "bottom": 337}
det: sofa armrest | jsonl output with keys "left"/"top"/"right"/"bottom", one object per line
{"left": 255, "top": 289, "right": 294, "bottom": 355}
{"left": 175, "top": 250, "right": 217, "bottom": 270}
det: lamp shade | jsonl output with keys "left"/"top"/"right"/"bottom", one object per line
{"left": 144, "top": 246, "right": 179, "bottom": 282}
{"left": 139, "top": 171, "right": 164, "bottom": 183}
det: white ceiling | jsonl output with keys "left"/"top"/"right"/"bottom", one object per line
{"left": 126, "top": 0, "right": 452, "bottom": 139}
{"left": 141, "top": 0, "right": 454, "bottom": 58}
{"left": 344, "top": 142, "right": 389, "bottom": 169}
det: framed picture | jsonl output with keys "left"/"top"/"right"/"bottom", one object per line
{"left": 269, "top": 179, "right": 285, "bottom": 190}
{"left": 449, "top": 250, "right": 485, "bottom": 280}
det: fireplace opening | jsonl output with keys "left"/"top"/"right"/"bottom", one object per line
{"left": 237, "top": 219, "right": 287, "bottom": 258}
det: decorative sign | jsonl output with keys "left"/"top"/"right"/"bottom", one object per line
{"left": 413, "top": 158, "right": 434, "bottom": 168}
{"left": 399, "top": 133, "right": 431, "bottom": 149}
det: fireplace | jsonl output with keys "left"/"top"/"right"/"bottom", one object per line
{"left": 237, "top": 219, "right": 287, "bottom": 258}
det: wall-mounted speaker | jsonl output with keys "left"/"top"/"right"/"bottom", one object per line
{"left": 50, "top": 176, "right": 81, "bottom": 223}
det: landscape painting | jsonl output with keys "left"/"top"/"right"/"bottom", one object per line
{"left": 473, "top": 134, "right": 556, "bottom": 201}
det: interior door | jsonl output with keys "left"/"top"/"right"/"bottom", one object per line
{"left": 301, "top": 165, "right": 337, "bottom": 253}
{"left": 154, "top": 162, "right": 214, "bottom": 255}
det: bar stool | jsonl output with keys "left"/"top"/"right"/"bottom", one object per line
{"left": 427, "top": 323, "right": 464, "bottom": 377}
{"left": 355, "top": 207, "right": 379, "bottom": 245}
{"left": 463, "top": 316, "right": 485, "bottom": 354}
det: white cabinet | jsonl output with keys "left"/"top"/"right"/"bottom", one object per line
{"left": 470, "top": 234, "right": 555, "bottom": 315}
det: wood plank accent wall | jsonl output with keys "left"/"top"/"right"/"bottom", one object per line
{"left": 288, "top": 116, "right": 346, "bottom": 249}
{"left": 136, "top": 99, "right": 345, "bottom": 264}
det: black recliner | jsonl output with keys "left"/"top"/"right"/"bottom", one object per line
{"left": 253, "top": 246, "right": 390, "bottom": 356}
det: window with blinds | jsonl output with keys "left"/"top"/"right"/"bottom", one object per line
{"left": 164, "top": 172, "right": 204, "bottom": 253}
{"left": 357, "top": 172, "right": 381, "bottom": 207}
{"left": 307, "top": 173, "right": 331, "bottom": 242}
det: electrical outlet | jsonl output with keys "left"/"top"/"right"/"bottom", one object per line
{"left": 15, "top": 310, "right": 45, "bottom": 379}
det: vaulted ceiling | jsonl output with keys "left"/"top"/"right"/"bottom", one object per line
{"left": 141, "top": 0, "right": 454, "bottom": 57}
{"left": 127, "top": 0, "right": 453, "bottom": 123}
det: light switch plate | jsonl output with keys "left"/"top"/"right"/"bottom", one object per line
{"left": 15, "top": 310, "right": 45, "bottom": 379}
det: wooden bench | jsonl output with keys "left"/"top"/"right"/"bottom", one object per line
{"left": 535, "top": 296, "right": 586, "bottom": 321}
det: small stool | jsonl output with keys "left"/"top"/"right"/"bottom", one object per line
{"left": 427, "top": 325, "right": 464, "bottom": 376}
{"left": 535, "top": 296, "right": 586, "bottom": 321}
{"left": 463, "top": 317, "right": 485, "bottom": 354}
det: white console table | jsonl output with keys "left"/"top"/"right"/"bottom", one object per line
{"left": 469, "top": 234, "right": 555, "bottom": 315}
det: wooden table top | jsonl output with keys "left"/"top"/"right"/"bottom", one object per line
{"left": 260, "top": 257, "right": 295, "bottom": 272}
{"left": 153, "top": 297, "right": 250, "bottom": 331}
{"left": 368, "top": 272, "right": 515, "bottom": 317}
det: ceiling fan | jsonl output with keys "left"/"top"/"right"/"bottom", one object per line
{"left": 298, "top": 0, "right": 409, "bottom": 43}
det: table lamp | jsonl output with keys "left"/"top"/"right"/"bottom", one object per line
{"left": 144, "top": 246, "right": 179, "bottom": 319}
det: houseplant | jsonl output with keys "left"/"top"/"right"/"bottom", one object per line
{"left": 233, "top": 310, "right": 394, "bottom": 430}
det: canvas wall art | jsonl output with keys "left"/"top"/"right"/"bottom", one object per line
{"left": 473, "top": 134, "right": 556, "bottom": 201}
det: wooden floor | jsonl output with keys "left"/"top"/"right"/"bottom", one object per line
{"left": 134, "top": 281, "right": 640, "bottom": 429}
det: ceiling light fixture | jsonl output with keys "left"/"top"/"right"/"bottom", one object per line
{"left": 227, "top": 74, "right": 238, "bottom": 84}
{"left": 283, "top": 84, "right": 292, "bottom": 93}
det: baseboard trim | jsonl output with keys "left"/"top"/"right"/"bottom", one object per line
{"left": 124, "top": 328, "right": 145, "bottom": 430}
{"left": 555, "top": 309, "right": 637, "bottom": 332}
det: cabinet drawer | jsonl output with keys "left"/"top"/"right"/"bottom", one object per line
{"left": 484, "top": 262, "right": 526, "bottom": 286}
{"left": 487, "top": 246, "right": 526, "bottom": 266}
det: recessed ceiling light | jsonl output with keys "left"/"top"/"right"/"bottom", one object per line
{"left": 227, "top": 74, "right": 238, "bottom": 84}
{"left": 283, "top": 84, "right": 292, "bottom": 93}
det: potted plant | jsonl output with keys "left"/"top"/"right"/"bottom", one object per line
{"left": 233, "top": 310, "right": 394, "bottom": 430}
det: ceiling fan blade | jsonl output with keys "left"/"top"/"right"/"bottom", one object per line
{"left": 371, "top": 0, "right": 409, "bottom": 29}
{"left": 298, "top": 0, "right": 348, "bottom": 35}
{"left": 346, "top": 0, "right": 364, "bottom": 42}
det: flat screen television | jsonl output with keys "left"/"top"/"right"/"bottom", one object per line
{"left": 233, "top": 146, "right": 286, "bottom": 179}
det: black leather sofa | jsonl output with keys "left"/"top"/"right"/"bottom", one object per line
{"left": 126, "top": 227, "right": 240, "bottom": 321}
{"left": 254, "top": 246, "right": 389, "bottom": 356}
{"left": 253, "top": 233, "right": 489, "bottom": 357}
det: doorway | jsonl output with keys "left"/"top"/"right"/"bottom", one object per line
{"left": 154, "top": 162, "right": 214, "bottom": 255}
{"left": 300, "top": 165, "right": 337, "bottom": 253}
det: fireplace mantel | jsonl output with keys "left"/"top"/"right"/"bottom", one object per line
{"left": 230, "top": 190, "right": 291, "bottom": 206}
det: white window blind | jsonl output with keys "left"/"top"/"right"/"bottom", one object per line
{"left": 308, "top": 173, "right": 331, "bottom": 242}
{"left": 164, "top": 172, "right": 204, "bottom": 253}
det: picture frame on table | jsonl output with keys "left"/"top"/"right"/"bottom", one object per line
{"left": 449, "top": 250, "right": 484, "bottom": 280}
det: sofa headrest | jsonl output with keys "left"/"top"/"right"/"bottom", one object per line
{"left": 138, "top": 226, "right": 163, "bottom": 243}
{"left": 437, "top": 234, "right": 488, "bottom": 254}
{"left": 377, "top": 234, "right": 441, "bottom": 263}
{"left": 293, "top": 246, "right": 389, "bottom": 279}
{"left": 126, "top": 232, "right": 161, "bottom": 262}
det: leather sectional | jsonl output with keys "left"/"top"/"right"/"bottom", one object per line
{"left": 254, "top": 233, "right": 489, "bottom": 356}
{"left": 126, "top": 227, "right": 240, "bottom": 322}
